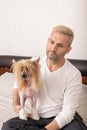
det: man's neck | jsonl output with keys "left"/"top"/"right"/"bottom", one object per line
{"left": 46, "top": 58, "right": 65, "bottom": 72}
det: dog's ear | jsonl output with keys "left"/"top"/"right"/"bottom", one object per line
{"left": 12, "top": 59, "right": 16, "bottom": 64}
{"left": 34, "top": 57, "right": 40, "bottom": 63}
{"left": 10, "top": 59, "right": 17, "bottom": 72}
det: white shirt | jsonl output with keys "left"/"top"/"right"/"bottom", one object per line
{"left": 14, "top": 56, "right": 82, "bottom": 128}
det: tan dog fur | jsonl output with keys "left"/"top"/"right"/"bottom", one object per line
{"left": 12, "top": 58, "right": 40, "bottom": 120}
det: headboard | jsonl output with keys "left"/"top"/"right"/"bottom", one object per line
{"left": 0, "top": 55, "right": 32, "bottom": 75}
{"left": 0, "top": 55, "right": 87, "bottom": 85}
{"left": 68, "top": 59, "right": 87, "bottom": 85}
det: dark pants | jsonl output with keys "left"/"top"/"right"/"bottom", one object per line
{"left": 1, "top": 112, "right": 87, "bottom": 130}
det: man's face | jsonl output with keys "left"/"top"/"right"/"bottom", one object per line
{"left": 46, "top": 32, "right": 72, "bottom": 63}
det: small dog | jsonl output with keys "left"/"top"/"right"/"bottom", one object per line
{"left": 12, "top": 58, "right": 40, "bottom": 120}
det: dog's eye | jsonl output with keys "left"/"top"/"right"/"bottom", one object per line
{"left": 20, "top": 67, "right": 26, "bottom": 72}
{"left": 21, "top": 67, "right": 24, "bottom": 72}
{"left": 26, "top": 67, "right": 29, "bottom": 71}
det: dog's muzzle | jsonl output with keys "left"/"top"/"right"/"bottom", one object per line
{"left": 22, "top": 73, "right": 28, "bottom": 79}
{"left": 21, "top": 72, "right": 31, "bottom": 81}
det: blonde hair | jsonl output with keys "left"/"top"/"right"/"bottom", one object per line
{"left": 52, "top": 25, "right": 74, "bottom": 46}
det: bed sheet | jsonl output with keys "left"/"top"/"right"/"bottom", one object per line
{"left": 0, "top": 72, "right": 17, "bottom": 129}
{"left": 0, "top": 72, "right": 87, "bottom": 129}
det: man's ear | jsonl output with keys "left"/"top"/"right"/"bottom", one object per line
{"left": 66, "top": 46, "right": 72, "bottom": 54}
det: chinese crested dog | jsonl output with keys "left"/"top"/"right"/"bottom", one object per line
{"left": 12, "top": 58, "right": 40, "bottom": 120}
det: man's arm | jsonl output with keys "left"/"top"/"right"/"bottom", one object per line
{"left": 12, "top": 88, "right": 21, "bottom": 114}
{"left": 45, "top": 71, "right": 82, "bottom": 130}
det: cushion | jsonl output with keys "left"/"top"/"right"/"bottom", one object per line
{"left": 0, "top": 72, "right": 17, "bottom": 129}
{"left": 77, "top": 84, "right": 87, "bottom": 126}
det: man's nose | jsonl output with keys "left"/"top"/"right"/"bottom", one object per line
{"left": 51, "top": 44, "right": 57, "bottom": 51}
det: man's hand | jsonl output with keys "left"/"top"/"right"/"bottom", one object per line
{"left": 12, "top": 88, "right": 21, "bottom": 114}
{"left": 45, "top": 119, "right": 59, "bottom": 130}
{"left": 13, "top": 104, "right": 21, "bottom": 114}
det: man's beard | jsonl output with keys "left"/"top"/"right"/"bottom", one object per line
{"left": 46, "top": 51, "right": 59, "bottom": 63}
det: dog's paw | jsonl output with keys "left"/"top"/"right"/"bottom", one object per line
{"left": 32, "top": 108, "right": 40, "bottom": 120}
{"left": 19, "top": 109, "right": 27, "bottom": 120}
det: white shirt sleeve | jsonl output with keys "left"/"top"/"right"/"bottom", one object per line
{"left": 55, "top": 70, "right": 82, "bottom": 128}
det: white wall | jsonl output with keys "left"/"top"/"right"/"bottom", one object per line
{"left": 0, "top": 0, "right": 87, "bottom": 59}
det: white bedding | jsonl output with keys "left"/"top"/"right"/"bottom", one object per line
{"left": 0, "top": 72, "right": 17, "bottom": 129}
{"left": 0, "top": 72, "right": 87, "bottom": 129}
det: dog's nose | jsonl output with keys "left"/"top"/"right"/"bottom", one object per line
{"left": 22, "top": 74, "right": 27, "bottom": 79}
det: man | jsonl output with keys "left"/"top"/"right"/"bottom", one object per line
{"left": 2, "top": 25, "right": 86, "bottom": 130}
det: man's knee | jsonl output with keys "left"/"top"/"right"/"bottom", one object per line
{"left": 1, "top": 121, "right": 10, "bottom": 130}
{"left": 1, "top": 117, "right": 20, "bottom": 130}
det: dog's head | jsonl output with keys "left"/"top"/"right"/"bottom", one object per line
{"left": 12, "top": 58, "right": 40, "bottom": 91}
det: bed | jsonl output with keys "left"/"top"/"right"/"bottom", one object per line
{"left": 0, "top": 55, "right": 87, "bottom": 129}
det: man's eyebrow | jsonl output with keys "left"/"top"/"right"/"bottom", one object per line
{"left": 57, "top": 42, "right": 64, "bottom": 45}
{"left": 49, "top": 38, "right": 65, "bottom": 45}
{"left": 48, "top": 37, "right": 54, "bottom": 41}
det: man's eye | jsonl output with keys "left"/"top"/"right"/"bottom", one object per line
{"left": 50, "top": 40, "right": 54, "bottom": 44}
{"left": 57, "top": 44, "right": 63, "bottom": 47}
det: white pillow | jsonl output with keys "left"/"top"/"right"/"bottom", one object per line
{"left": 0, "top": 72, "right": 15, "bottom": 97}
{"left": 0, "top": 72, "right": 17, "bottom": 129}
{"left": 77, "top": 84, "right": 87, "bottom": 126}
